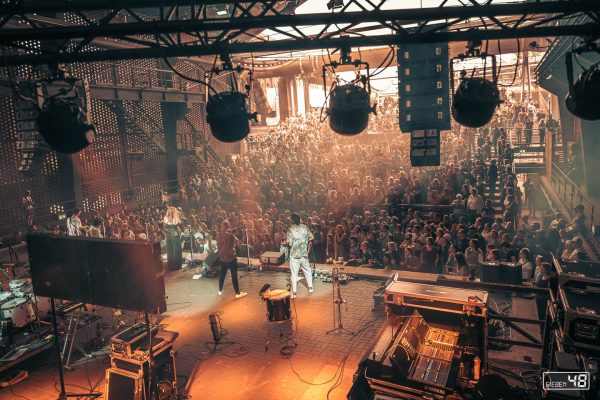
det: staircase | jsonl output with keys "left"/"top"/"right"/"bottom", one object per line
{"left": 105, "top": 100, "right": 166, "bottom": 154}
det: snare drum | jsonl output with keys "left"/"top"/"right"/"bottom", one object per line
{"left": 1, "top": 298, "right": 35, "bottom": 328}
{"left": 265, "top": 290, "right": 291, "bottom": 322}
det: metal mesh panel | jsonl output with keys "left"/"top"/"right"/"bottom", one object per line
{"left": 0, "top": 96, "right": 64, "bottom": 233}
{"left": 79, "top": 100, "right": 128, "bottom": 212}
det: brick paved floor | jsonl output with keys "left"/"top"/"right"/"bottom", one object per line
{"left": 1, "top": 269, "right": 386, "bottom": 400}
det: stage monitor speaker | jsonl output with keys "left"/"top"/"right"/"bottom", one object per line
{"left": 204, "top": 252, "right": 220, "bottom": 268}
{"left": 498, "top": 262, "right": 522, "bottom": 285}
{"left": 259, "top": 251, "right": 285, "bottom": 265}
{"left": 479, "top": 262, "right": 500, "bottom": 283}
{"left": 27, "top": 234, "right": 166, "bottom": 314}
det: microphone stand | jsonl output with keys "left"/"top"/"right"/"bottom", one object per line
{"left": 245, "top": 228, "right": 251, "bottom": 271}
{"left": 326, "top": 268, "right": 354, "bottom": 336}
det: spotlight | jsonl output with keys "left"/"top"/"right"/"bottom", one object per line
{"left": 451, "top": 77, "right": 501, "bottom": 128}
{"left": 280, "top": 0, "right": 299, "bottom": 15}
{"left": 450, "top": 50, "right": 501, "bottom": 128}
{"left": 206, "top": 91, "right": 257, "bottom": 142}
{"left": 214, "top": 4, "right": 230, "bottom": 16}
{"left": 327, "top": 0, "right": 344, "bottom": 10}
{"left": 36, "top": 98, "right": 95, "bottom": 153}
{"left": 322, "top": 46, "right": 376, "bottom": 136}
{"left": 565, "top": 44, "right": 600, "bottom": 121}
{"left": 328, "top": 85, "right": 372, "bottom": 135}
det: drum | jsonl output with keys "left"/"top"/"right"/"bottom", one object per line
{"left": 265, "top": 290, "right": 291, "bottom": 322}
{"left": 1, "top": 298, "right": 35, "bottom": 328}
{"left": 9, "top": 278, "right": 32, "bottom": 297}
{"left": 0, "top": 291, "right": 13, "bottom": 305}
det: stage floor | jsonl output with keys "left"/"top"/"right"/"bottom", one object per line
{"left": 1, "top": 266, "right": 541, "bottom": 400}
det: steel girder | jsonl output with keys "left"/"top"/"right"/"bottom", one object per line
{"left": 0, "top": 0, "right": 599, "bottom": 66}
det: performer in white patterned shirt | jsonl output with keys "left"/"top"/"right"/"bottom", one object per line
{"left": 286, "top": 213, "right": 314, "bottom": 298}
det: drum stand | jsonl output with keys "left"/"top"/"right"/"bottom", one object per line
{"left": 326, "top": 268, "right": 354, "bottom": 336}
{"left": 264, "top": 319, "right": 293, "bottom": 352}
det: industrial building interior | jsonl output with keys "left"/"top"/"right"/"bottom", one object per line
{"left": 0, "top": 1, "right": 599, "bottom": 400}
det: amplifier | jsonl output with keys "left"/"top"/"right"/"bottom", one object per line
{"left": 385, "top": 281, "right": 488, "bottom": 317}
{"left": 479, "top": 262, "right": 522, "bottom": 285}
{"left": 110, "top": 323, "right": 160, "bottom": 357}
{"left": 259, "top": 251, "right": 285, "bottom": 265}
{"left": 558, "top": 287, "right": 600, "bottom": 352}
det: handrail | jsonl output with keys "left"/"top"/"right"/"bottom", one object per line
{"left": 551, "top": 162, "right": 595, "bottom": 232}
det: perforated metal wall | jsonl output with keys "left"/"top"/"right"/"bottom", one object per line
{"left": 0, "top": 53, "right": 240, "bottom": 234}
{"left": 0, "top": 96, "right": 64, "bottom": 233}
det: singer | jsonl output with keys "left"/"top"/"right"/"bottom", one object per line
{"left": 164, "top": 204, "right": 183, "bottom": 271}
{"left": 286, "top": 213, "right": 314, "bottom": 298}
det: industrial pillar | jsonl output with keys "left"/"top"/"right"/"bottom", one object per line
{"left": 302, "top": 77, "right": 311, "bottom": 114}
{"left": 278, "top": 77, "right": 290, "bottom": 120}
{"left": 161, "top": 102, "right": 187, "bottom": 194}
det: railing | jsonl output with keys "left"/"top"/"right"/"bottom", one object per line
{"left": 551, "top": 162, "right": 595, "bottom": 233}
{"left": 91, "top": 61, "right": 205, "bottom": 93}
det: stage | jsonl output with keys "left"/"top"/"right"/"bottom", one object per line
{"left": 0, "top": 257, "right": 542, "bottom": 400}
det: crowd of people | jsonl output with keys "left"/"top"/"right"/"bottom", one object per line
{"left": 26, "top": 93, "right": 587, "bottom": 295}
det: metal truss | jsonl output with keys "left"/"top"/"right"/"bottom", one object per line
{"left": 0, "top": 0, "right": 599, "bottom": 66}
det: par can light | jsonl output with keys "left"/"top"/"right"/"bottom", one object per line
{"left": 36, "top": 98, "right": 95, "bottom": 154}
{"left": 451, "top": 77, "right": 500, "bottom": 128}
{"left": 328, "top": 85, "right": 373, "bottom": 136}
{"left": 565, "top": 63, "right": 600, "bottom": 121}
{"left": 206, "top": 91, "right": 256, "bottom": 143}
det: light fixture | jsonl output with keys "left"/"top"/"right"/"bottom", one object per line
{"left": 327, "top": 0, "right": 344, "bottom": 10}
{"left": 280, "top": 0, "right": 299, "bottom": 15}
{"left": 206, "top": 91, "right": 256, "bottom": 142}
{"left": 565, "top": 43, "right": 600, "bottom": 121}
{"left": 214, "top": 4, "right": 230, "bottom": 16}
{"left": 452, "top": 77, "right": 501, "bottom": 128}
{"left": 323, "top": 46, "right": 376, "bottom": 135}
{"left": 36, "top": 98, "right": 95, "bottom": 153}
{"left": 328, "top": 85, "right": 372, "bottom": 135}
{"left": 450, "top": 47, "right": 501, "bottom": 128}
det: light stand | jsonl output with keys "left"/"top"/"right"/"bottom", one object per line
{"left": 326, "top": 268, "right": 354, "bottom": 335}
{"left": 50, "top": 298, "right": 101, "bottom": 399}
{"left": 245, "top": 228, "right": 251, "bottom": 271}
{"left": 206, "top": 313, "right": 233, "bottom": 352}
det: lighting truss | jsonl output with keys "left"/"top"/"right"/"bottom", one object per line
{"left": 0, "top": 0, "right": 599, "bottom": 66}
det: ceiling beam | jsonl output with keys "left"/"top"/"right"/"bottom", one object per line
{"left": 1, "top": 23, "right": 597, "bottom": 66}
{"left": 1, "top": 1, "right": 598, "bottom": 42}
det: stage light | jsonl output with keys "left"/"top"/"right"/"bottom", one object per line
{"left": 451, "top": 76, "right": 501, "bottom": 128}
{"left": 206, "top": 91, "right": 257, "bottom": 142}
{"left": 328, "top": 84, "right": 373, "bottom": 135}
{"left": 327, "top": 0, "right": 344, "bottom": 10}
{"left": 214, "top": 4, "right": 230, "bottom": 16}
{"left": 36, "top": 98, "right": 95, "bottom": 153}
{"left": 565, "top": 62, "right": 600, "bottom": 121}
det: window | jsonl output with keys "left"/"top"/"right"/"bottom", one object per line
{"left": 435, "top": 47, "right": 442, "bottom": 56}
{"left": 404, "top": 68, "right": 411, "bottom": 76}
{"left": 436, "top": 81, "right": 443, "bottom": 89}
{"left": 406, "top": 114, "right": 412, "bottom": 122}
{"left": 403, "top": 51, "right": 410, "bottom": 59}
{"left": 437, "top": 112, "right": 443, "bottom": 120}
{"left": 437, "top": 97, "right": 443, "bottom": 105}
{"left": 405, "top": 84, "right": 411, "bottom": 92}
{"left": 436, "top": 64, "right": 443, "bottom": 73}
{"left": 405, "top": 100, "right": 411, "bottom": 108}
